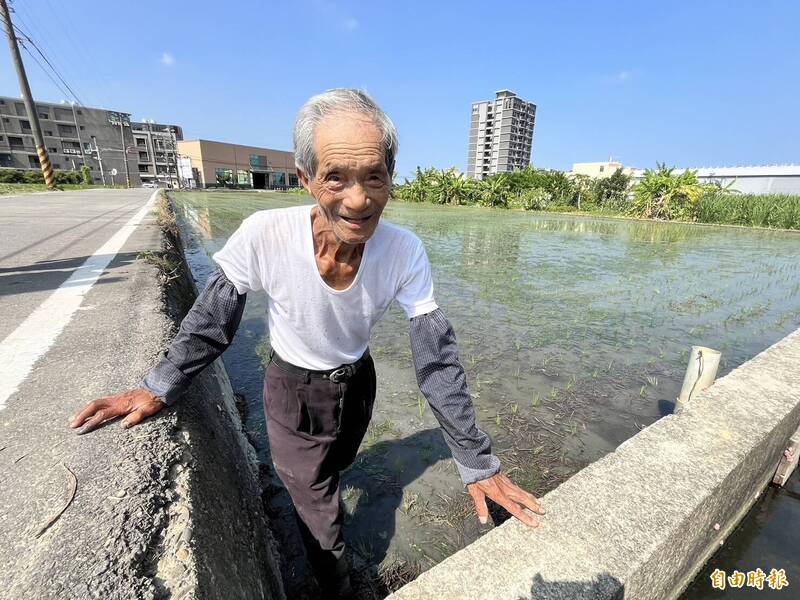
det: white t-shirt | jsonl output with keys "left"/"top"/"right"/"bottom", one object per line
{"left": 212, "top": 204, "right": 438, "bottom": 370}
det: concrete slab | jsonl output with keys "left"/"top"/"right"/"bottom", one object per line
{"left": 388, "top": 328, "right": 800, "bottom": 600}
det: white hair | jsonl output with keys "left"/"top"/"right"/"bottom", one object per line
{"left": 293, "top": 88, "right": 398, "bottom": 178}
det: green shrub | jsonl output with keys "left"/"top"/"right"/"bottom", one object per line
{"left": 0, "top": 168, "right": 87, "bottom": 186}
{"left": 511, "top": 188, "right": 552, "bottom": 210}
{"left": 54, "top": 170, "right": 83, "bottom": 184}
{"left": 81, "top": 164, "right": 92, "bottom": 185}
{"left": 0, "top": 169, "right": 24, "bottom": 183}
{"left": 697, "top": 193, "right": 800, "bottom": 229}
{"left": 23, "top": 169, "right": 44, "bottom": 184}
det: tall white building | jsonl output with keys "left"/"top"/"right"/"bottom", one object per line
{"left": 467, "top": 90, "right": 536, "bottom": 180}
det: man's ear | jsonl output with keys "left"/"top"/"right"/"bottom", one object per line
{"left": 297, "top": 168, "right": 312, "bottom": 194}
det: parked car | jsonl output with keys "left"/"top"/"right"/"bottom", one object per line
{"left": 141, "top": 182, "right": 160, "bottom": 189}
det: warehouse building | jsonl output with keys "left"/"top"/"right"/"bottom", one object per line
{"left": 176, "top": 139, "right": 297, "bottom": 189}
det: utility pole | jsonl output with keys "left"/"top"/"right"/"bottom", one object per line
{"left": 1, "top": 0, "right": 56, "bottom": 189}
{"left": 144, "top": 119, "right": 158, "bottom": 186}
{"left": 67, "top": 101, "right": 85, "bottom": 166}
{"left": 118, "top": 120, "right": 131, "bottom": 188}
{"left": 91, "top": 135, "right": 106, "bottom": 186}
{"left": 169, "top": 126, "right": 180, "bottom": 189}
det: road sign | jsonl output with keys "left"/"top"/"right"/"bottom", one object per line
{"left": 110, "top": 168, "right": 118, "bottom": 176}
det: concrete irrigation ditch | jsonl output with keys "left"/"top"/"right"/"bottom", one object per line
{"left": 387, "top": 327, "right": 800, "bottom": 599}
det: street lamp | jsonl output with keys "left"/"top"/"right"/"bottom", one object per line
{"left": 61, "top": 100, "right": 85, "bottom": 166}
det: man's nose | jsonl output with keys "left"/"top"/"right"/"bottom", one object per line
{"left": 342, "top": 181, "right": 370, "bottom": 212}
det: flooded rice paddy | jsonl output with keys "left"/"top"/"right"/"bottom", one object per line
{"left": 172, "top": 191, "right": 800, "bottom": 596}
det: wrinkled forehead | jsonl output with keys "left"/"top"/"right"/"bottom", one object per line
{"left": 314, "top": 112, "right": 383, "bottom": 153}
{"left": 314, "top": 112, "right": 384, "bottom": 160}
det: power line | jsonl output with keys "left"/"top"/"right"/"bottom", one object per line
{"left": 19, "top": 39, "right": 72, "bottom": 101}
{"left": 2, "top": 17, "right": 73, "bottom": 103}
{"left": 8, "top": 20, "right": 84, "bottom": 105}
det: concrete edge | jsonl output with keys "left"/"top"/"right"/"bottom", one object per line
{"left": 149, "top": 192, "right": 285, "bottom": 600}
{"left": 388, "top": 327, "right": 800, "bottom": 600}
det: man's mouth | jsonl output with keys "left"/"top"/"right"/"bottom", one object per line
{"left": 340, "top": 214, "right": 372, "bottom": 224}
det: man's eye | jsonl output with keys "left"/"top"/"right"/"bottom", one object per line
{"left": 326, "top": 174, "right": 341, "bottom": 183}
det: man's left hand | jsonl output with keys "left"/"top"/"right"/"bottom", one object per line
{"left": 467, "top": 472, "right": 545, "bottom": 527}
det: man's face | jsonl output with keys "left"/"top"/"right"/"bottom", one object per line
{"left": 299, "top": 112, "right": 392, "bottom": 245}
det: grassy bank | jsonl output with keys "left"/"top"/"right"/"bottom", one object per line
{"left": 394, "top": 166, "right": 800, "bottom": 230}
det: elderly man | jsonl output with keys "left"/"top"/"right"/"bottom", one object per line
{"left": 70, "top": 89, "right": 544, "bottom": 598}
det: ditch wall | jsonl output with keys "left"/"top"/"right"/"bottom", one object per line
{"left": 388, "top": 327, "right": 800, "bottom": 599}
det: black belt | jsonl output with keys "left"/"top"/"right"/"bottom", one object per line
{"left": 269, "top": 348, "right": 370, "bottom": 383}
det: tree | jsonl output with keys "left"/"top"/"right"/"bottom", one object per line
{"left": 572, "top": 174, "right": 594, "bottom": 210}
{"left": 631, "top": 163, "right": 710, "bottom": 220}
{"left": 80, "top": 164, "right": 92, "bottom": 185}
{"left": 477, "top": 173, "right": 511, "bottom": 207}
{"left": 593, "top": 168, "right": 632, "bottom": 210}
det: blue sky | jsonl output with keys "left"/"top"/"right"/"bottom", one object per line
{"left": 2, "top": 0, "right": 798, "bottom": 179}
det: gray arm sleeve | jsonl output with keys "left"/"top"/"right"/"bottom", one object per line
{"left": 139, "top": 267, "right": 246, "bottom": 405}
{"left": 409, "top": 308, "right": 501, "bottom": 484}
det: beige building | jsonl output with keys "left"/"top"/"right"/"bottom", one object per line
{"left": 570, "top": 160, "right": 638, "bottom": 178}
{"left": 177, "top": 139, "right": 297, "bottom": 189}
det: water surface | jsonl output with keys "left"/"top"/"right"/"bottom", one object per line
{"left": 173, "top": 191, "right": 800, "bottom": 595}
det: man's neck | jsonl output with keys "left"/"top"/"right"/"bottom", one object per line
{"left": 310, "top": 206, "right": 364, "bottom": 289}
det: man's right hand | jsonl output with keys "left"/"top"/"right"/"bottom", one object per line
{"left": 69, "top": 389, "right": 165, "bottom": 435}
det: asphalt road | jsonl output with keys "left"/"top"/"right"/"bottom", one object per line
{"left": 0, "top": 188, "right": 154, "bottom": 342}
{"left": 0, "top": 188, "right": 180, "bottom": 599}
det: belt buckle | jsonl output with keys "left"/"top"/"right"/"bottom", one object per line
{"left": 328, "top": 367, "right": 348, "bottom": 383}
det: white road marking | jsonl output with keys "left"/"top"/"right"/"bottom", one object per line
{"left": 0, "top": 190, "right": 159, "bottom": 410}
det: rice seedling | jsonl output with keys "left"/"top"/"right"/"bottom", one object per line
{"left": 365, "top": 419, "right": 401, "bottom": 447}
{"left": 531, "top": 391, "right": 541, "bottom": 407}
{"left": 377, "top": 557, "right": 422, "bottom": 593}
{"left": 353, "top": 536, "right": 375, "bottom": 561}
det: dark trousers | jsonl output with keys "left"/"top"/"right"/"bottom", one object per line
{"left": 263, "top": 353, "right": 376, "bottom": 588}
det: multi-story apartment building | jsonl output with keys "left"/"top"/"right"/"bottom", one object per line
{"left": 177, "top": 139, "right": 296, "bottom": 189}
{"left": 131, "top": 121, "right": 184, "bottom": 188}
{"left": 0, "top": 95, "right": 181, "bottom": 186}
{"left": 467, "top": 90, "right": 536, "bottom": 180}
